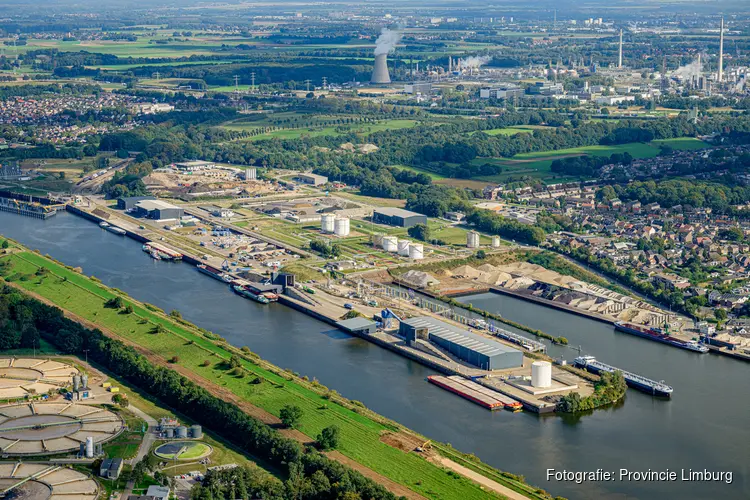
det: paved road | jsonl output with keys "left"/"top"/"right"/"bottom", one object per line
{"left": 120, "top": 406, "right": 158, "bottom": 500}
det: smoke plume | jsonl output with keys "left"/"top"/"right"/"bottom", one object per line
{"left": 374, "top": 28, "right": 402, "bottom": 55}
{"left": 672, "top": 58, "right": 703, "bottom": 80}
{"left": 459, "top": 55, "right": 492, "bottom": 68}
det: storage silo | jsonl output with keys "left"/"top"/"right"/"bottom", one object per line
{"left": 85, "top": 437, "right": 94, "bottom": 458}
{"left": 531, "top": 361, "right": 552, "bottom": 388}
{"left": 176, "top": 426, "right": 188, "bottom": 439}
{"left": 321, "top": 214, "right": 335, "bottom": 233}
{"left": 382, "top": 236, "right": 398, "bottom": 252}
{"left": 372, "top": 233, "right": 384, "bottom": 247}
{"left": 81, "top": 375, "right": 88, "bottom": 389}
{"left": 190, "top": 425, "right": 203, "bottom": 439}
{"left": 165, "top": 427, "right": 175, "bottom": 438}
{"left": 408, "top": 243, "right": 424, "bottom": 260}
{"left": 491, "top": 235, "right": 501, "bottom": 248}
{"left": 334, "top": 217, "right": 350, "bottom": 237}
{"left": 467, "top": 231, "right": 480, "bottom": 249}
{"left": 72, "top": 375, "right": 80, "bottom": 391}
{"left": 397, "top": 240, "right": 410, "bottom": 256}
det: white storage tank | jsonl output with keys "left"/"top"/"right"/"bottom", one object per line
{"left": 467, "top": 231, "right": 480, "bottom": 249}
{"left": 321, "top": 214, "right": 335, "bottom": 233}
{"left": 408, "top": 243, "right": 424, "bottom": 260}
{"left": 491, "top": 235, "right": 501, "bottom": 248}
{"left": 372, "top": 233, "right": 384, "bottom": 247}
{"left": 531, "top": 361, "right": 552, "bottom": 388}
{"left": 85, "top": 436, "right": 94, "bottom": 458}
{"left": 334, "top": 217, "right": 350, "bottom": 236}
{"left": 382, "top": 236, "right": 398, "bottom": 252}
{"left": 397, "top": 239, "right": 410, "bottom": 256}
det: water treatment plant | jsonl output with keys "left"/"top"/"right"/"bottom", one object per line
{"left": 0, "top": 402, "right": 124, "bottom": 456}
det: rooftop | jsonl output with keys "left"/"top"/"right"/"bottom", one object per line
{"left": 337, "top": 317, "right": 377, "bottom": 330}
{"left": 402, "top": 316, "right": 521, "bottom": 357}
{"left": 374, "top": 207, "right": 424, "bottom": 218}
{"left": 135, "top": 200, "right": 181, "bottom": 211}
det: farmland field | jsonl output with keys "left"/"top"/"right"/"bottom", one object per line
{"left": 472, "top": 138, "right": 710, "bottom": 184}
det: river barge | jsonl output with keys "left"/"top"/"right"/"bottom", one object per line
{"left": 614, "top": 321, "right": 708, "bottom": 353}
{"left": 574, "top": 355, "right": 673, "bottom": 397}
{"left": 427, "top": 375, "right": 522, "bottom": 411}
{"left": 231, "top": 284, "right": 270, "bottom": 304}
{"left": 142, "top": 242, "right": 183, "bottom": 261}
{"left": 196, "top": 264, "right": 233, "bottom": 283}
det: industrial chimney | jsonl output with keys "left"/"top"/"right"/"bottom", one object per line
{"left": 718, "top": 18, "right": 724, "bottom": 82}
{"left": 371, "top": 54, "right": 391, "bottom": 84}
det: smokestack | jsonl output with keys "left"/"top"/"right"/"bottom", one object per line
{"left": 371, "top": 54, "right": 391, "bottom": 84}
{"left": 718, "top": 17, "right": 724, "bottom": 82}
{"left": 449, "top": 57, "right": 452, "bottom": 73}
{"left": 618, "top": 30, "right": 623, "bottom": 68}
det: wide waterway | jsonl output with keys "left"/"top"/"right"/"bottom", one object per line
{"left": 1, "top": 211, "right": 748, "bottom": 500}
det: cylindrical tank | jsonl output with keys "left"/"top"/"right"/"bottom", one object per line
{"left": 397, "top": 240, "right": 410, "bottom": 256}
{"left": 382, "top": 236, "right": 398, "bottom": 252}
{"left": 190, "top": 425, "right": 203, "bottom": 439}
{"left": 408, "top": 243, "right": 424, "bottom": 260}
{"left": 467, "top": 231, "right": 480, "bottom": 249}
{"left": 531, "top": 361, "right": 552, "bottom": 388}
{"left": 176, "top": 426, "right": 188, "bottom": 439}
{"left": 165, "top": 428, "right": 174, "bottom": 438}
{"left": 81, "top": 375, "right": 88, "bottom": 389}
{"left": 85, "top": 436, "right": 94, "bottom": 458}
{"left": 334, "top": 217, "right": 350, "bottom": 236}
{"left": 491, "top": 235, "right": 501, "bottom": 248}
{"left": 372, "top": 233, "right": 384, "bottom": 247}
{"left": 72, "top": 375, "right": 80, "bottom": 391}
{"left": 321, "top": 214, "right": 335, "bottom": 233}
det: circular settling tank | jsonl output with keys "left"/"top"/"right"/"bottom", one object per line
{"left": 154, "top": 441, "right": 213, "bottom": 460}
{"left": 0, "top": 415, "right": 83, "bottom": 440}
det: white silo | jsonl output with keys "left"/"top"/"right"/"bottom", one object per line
{"left": 531, "top": 361, "right": 552, "bottom": 388}
{"left": 382, "top": 236, "right": 398, "bottom": 252}
{"left": 372, "top": 233, "right": 384, "bottom": 247}
{"left": 397, "top": 240, "right": 410, "bottom": 256}
{"left": 408, "top": 243, "right": 424, "bottom": 260}
{"left": 321, "top": 214, "right": 335, "bottom": 233}
{"left": 467, "top": 231, "right": 480, "bottom": 249}
{"left": 334, "top": 217, "right": 350, "bottom": 237}
{"left": 85, "top": 436, "right": 94, "bottom": 458}
{"left": 491, "top": 235, "right": 501, "bottom": 248}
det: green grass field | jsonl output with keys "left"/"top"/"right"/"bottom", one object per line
{"left": 0, "top": 250, "right": 539, "bottom": 500}
{"left": 473, "top": 138, "right": 710, "bottom": 184}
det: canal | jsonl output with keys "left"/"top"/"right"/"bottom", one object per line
{"left": 1, "top": 211, "right": 748, "bottom": 500}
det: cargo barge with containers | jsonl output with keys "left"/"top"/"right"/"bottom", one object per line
{"left": 427, "top": 375, "right": 522, "bottom": 411}
{"left": 196, "top": 264, "right": 233, "bottom": 283}
{"left": 614, "top": 321, "right": 708, "bottom": 353}
{"left": 574, "top": 355, "right": 673, "bottom": 397}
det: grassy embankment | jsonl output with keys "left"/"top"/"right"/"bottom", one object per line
{"left": 0, "top": 247, "right": 549, "bottom": 500}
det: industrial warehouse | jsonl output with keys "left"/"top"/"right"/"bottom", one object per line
{"left": 399, "top": 316, "right": 524, "bottom": 370}
{"left": 372, "top": 207, "right": 428, "bottom": 228}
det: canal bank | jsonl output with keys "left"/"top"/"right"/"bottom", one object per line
{"left": 1, "top": 211, "right": 748, "bottom": 500}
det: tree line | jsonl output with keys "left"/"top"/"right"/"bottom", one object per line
{"left": 0, "top": 284, "right": 401, "bottom": 500}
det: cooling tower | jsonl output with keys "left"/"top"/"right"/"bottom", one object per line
{"left": 371, "top": 54, "right": 391, "bottom": 84}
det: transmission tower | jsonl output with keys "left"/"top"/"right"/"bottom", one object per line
{"left": 322, "top": 76, "right": 328, "bottom": 89}
{"left": 304, "top": 79, "right": 311, "bottom": 92}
